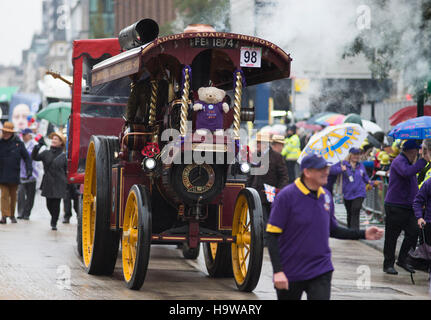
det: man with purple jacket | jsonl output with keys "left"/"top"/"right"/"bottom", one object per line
{"left": 412, "top": 172, "right": 431, "bottom": 247}
{"left": 383, "top": 139, "right": 429, "bottom": 275}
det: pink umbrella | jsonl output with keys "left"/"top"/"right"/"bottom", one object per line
{"left": 315, "top": 114, "right": 346, "bottom": 126}
{"left": 296, "top": 121, "right": 322, "bottom": 131}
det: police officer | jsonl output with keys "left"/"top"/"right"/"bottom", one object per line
{"left": 266, "top": 153, "right": 384, "bottom": 300}
{"left": 383, "top": 139, "right": 429, "bottom": 275}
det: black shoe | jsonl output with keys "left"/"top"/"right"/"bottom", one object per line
{"left": 383, "top": 266, "right": 398, "bottom": 275}
{"left": 10, "top": 217, "right": 17, "bottom": 223}
{"left": 17, "top": 216, "right": 24, "bottom": 220}
{"left": 0, "top": 217, "right": 6, "bottom": 224}
{"left": 23, "top": 217, "right": 29, "bottom": 220}
{"left": 396, "top": 261, "right": 416, "bottom": 273}
{"left": 62, "top": 217, "right": 70, "bottom": 224}
{"left": 51, "top": 226, "right": 57, "bottom": 231}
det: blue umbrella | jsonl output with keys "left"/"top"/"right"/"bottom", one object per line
{"left": 388, "top": 116, "right": 431, "bottom": 140}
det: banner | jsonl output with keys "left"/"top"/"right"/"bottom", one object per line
{"left": 9, "top": 93, "right": 41, "bottom": 131}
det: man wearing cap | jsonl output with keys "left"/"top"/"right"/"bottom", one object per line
{"left": 0, "top": 122, "right": 32, "bottom": 224}
{"left": 282, "top": 125, "right": 301, "bottom": 183}
{"left": 383, "top": 139, "right": 429, "bottom": 275}
{"left": 266, "top": 153, "right": 384, "bottom": 300}
{"left": 330, "top": 147, "right": 378, "bottom": 230}
{"left": 249, "top": 134, "right": 289, "bottom": 245}
{"left": 17, "top": 128, "right": 39, "bottom": 220}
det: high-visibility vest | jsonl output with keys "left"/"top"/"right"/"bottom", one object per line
{"left": 419, "top": 164, "right": 431, "bottom": 189}
{"left": 281, "top": 134, "right": 301, "bottom": 160}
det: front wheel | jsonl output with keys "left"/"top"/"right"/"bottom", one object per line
{"left": 122, "top": 185, "right": 152, "bottom": 290}
{"left": 231, "top": 188, "right": 264, "bottom": 292}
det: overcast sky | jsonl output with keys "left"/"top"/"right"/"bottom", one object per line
{"left": 0, "top": 0, "right": 43, "bottom": 66}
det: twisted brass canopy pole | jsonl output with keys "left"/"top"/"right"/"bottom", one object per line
{"left": 148, "top": 80, "right": 158, "bottom": 127}
{"left": 180, "top": 68, "right": 191, "bottom": 137}
{"left": 233, "top": 71, "right": 243, "bottom": 140}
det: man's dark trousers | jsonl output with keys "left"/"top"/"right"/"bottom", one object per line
{"left": 383, "top": 204, "right": 419, "bottom": 268}
{"left": 286, "top": 160, "right": 297, "bottom": 184}
{"left": 17, "top": 181, "right": 36, "bottom": 218}
{"left": 276, "top": 271, "right": 333, "bottom": 300}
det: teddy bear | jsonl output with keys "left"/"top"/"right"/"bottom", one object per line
{"left": 193, "top": 87, "right": 229, "bottom": 135}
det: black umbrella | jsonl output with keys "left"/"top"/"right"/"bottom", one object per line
{"left": 365, "top": 134, "right": 382, "bottom": 148}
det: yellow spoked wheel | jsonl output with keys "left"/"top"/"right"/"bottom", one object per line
{"left": 122, "top": 185, "right": 152, "bottom": 290}
{"left": 210, "top": 243, "right": 218, "bottom": 260}
{"left": 231, "top": 188, "right": 263, "bottom": 292}
{"left": 82, "top": 140, "right": 97, "bottom": 269}
{"left": 81, "top": 136, "right": 120, "bottom": 275}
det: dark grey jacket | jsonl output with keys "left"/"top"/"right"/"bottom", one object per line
{"left": 32, "top": 144, "right": 67, "bottom": 199}
{"left": 0, "top": 135, "right": 32, "bottom": 184}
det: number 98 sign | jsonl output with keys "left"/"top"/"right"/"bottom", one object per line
{"left": 240, "top": 47, "right": 262, "bottom": 68}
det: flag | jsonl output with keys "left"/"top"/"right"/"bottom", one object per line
{"left": 264, "top": 184, "right": 277, "bottom": 203}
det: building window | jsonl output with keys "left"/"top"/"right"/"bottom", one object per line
{"left": 89, "top": 0, "right": 115, "bottom": 38}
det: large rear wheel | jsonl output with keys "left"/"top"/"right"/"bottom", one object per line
{"left": 231, "top": 188, "right": 264, "bottom": 292}
{"left": 122, "top": 185, "right": 152, "bottom": 290}
{"left": 82, "top": 136, "right": 120, "bottom": 275}
{"left": 76, "top": 194, "right": 83, "bottom": 257}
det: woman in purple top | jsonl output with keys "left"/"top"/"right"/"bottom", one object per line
{"left": 331, "top": 148, "right": 378, "bottom": 230}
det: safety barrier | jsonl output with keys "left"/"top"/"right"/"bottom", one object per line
{"left": 362, "top": 171, "right": 388, "bottom": 223}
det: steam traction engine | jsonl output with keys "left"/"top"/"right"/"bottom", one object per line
{"left": 73, "top": 19, "right": 292, "bottom": 292}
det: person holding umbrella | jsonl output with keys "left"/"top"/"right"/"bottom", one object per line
{"left": 31, "top": 132, "right": 68, "bottom": 230}
{"left": 383, "top": 139, "right": 429, "bottom": 275}
{"left": 330, "top": 147, "right": 379, "bottom": 230}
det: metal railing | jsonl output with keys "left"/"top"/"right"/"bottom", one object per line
{"left": 362, "top": 171, "right": 388, "bottom": 223}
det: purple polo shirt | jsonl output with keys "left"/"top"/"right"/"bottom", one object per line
{"left": 385, "top": 154, "right": 427, "bottom": 207}
{"left": 413, "top": 178, "right": 431, "bottom": 222}
{"left": 331, "top": 161, "right": 371, "bottom": 200}
{"left": 267, "top": 178, "right": 337, "bottom": 282}
{"left": 195, "top": 101, "right": 224, "bottom": 132}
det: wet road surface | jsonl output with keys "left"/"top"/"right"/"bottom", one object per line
{"left": 0, "top": 191, "right": 429, "bottom": 300}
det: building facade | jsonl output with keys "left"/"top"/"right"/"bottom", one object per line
{"left": 89, "top": 0, "right": 115, "bottom": 38}
{"left": 114, "top": 0, "right": 176, "bottom": 36}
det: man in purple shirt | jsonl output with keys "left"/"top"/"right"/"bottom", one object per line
{"left": 383, "top": 139, "right": 429, "bottom": 275}
{"left": 266, "top": 153, "right": 383, "bottom": 300}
